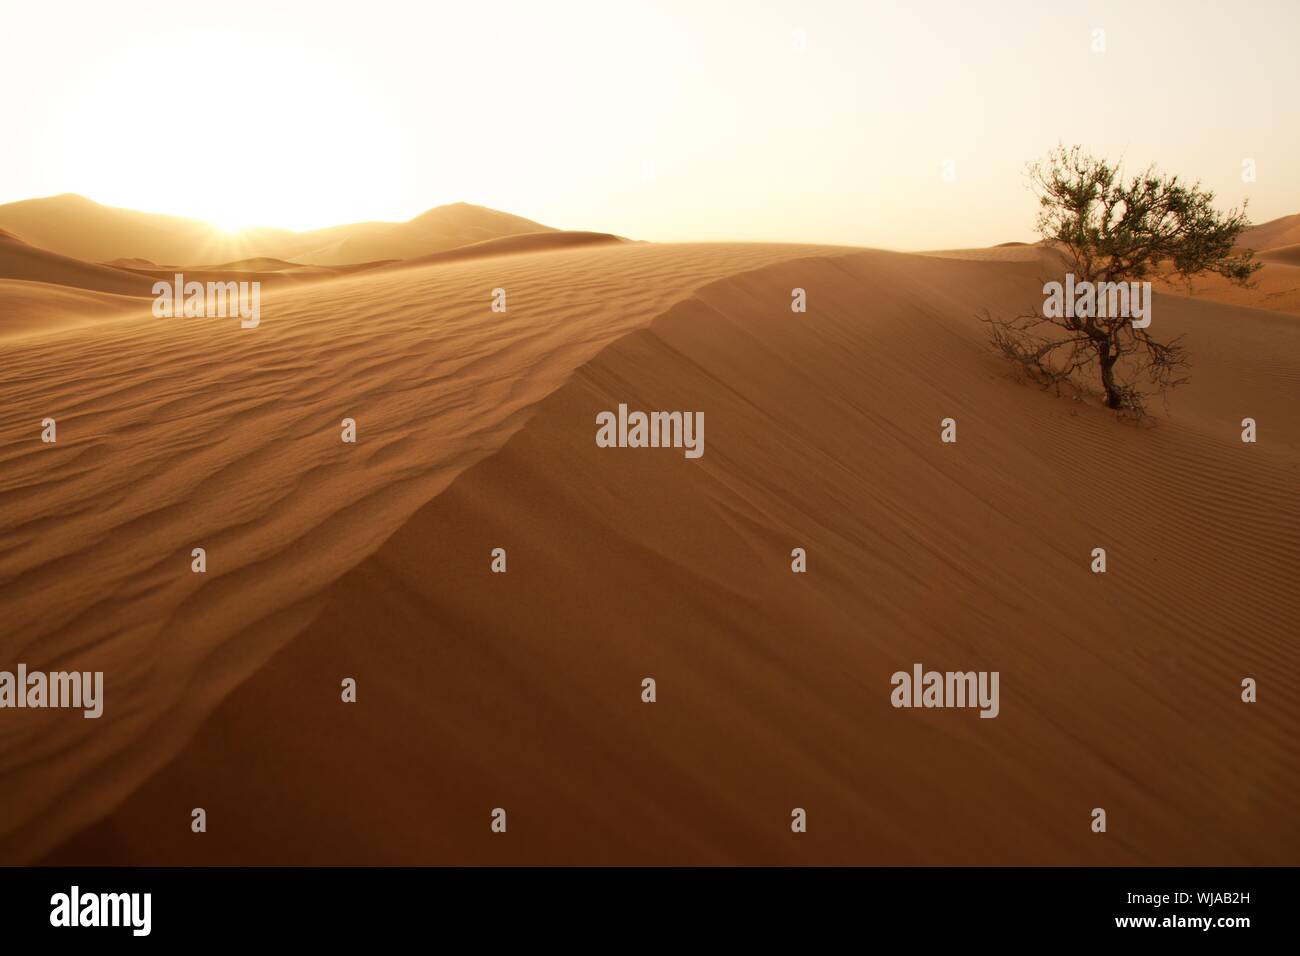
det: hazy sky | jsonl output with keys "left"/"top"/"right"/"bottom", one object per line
{"left": 1, "top": 0, "right": 1296, "bottom": 248}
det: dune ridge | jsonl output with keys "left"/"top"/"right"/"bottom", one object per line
{"left": 385, "top": 230, "right": 627, "bottom": 271}
{"left": 0, "top": 240, "right": 852, "bottom": 863}
{"left": 29, "top": 248, "right": 1300, "bottom": 866}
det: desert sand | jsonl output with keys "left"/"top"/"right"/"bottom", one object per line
{"left": 1153, "top": 255, "right": 1300, "bottom": 316}
{"left": 1, "top": 207, "right": 1297, "bottom": 865}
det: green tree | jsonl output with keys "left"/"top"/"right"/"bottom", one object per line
{"left": 983, "top": 146, "right": 1260, "bottom": 415}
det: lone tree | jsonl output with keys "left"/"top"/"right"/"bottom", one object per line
{"left": 983, "top": 146, "right": 1260, "bottom": 415}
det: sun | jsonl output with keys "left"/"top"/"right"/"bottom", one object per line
{"left": 209, "top": 217, "right": 245, "bottom": 235}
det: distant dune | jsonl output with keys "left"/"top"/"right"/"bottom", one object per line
{"left": 387, "top": 230, "right": 625, "bottom": 270}
{"left": 0, "top": 228, "right": 156, "bottom": 298}
{"left": 0, "top": 194, "right": 297, "bottom": 267}
{"left": 189, "top": 256, "right": 307, "bottom": 273}
{"left": 0, "top": 194, "right": 557, "bottom": 267}
{"left": 1257, "top": 242, "right": 1300, "bottom": 267}
{"left": 917, "top": 243, "right": 1068, "bottom": 266}
{"left": 0, "top": 232, "right": 346, "bottom": 334}
{"left": 104, "top": 257, "right": 160, "bottom": 269}
{"left": 1154, "top": 256, "right": 1300, "bottom": 316}
{"left": 925, "top": 233, "right": 1300, "bottom": 318}
{"left": 1, "top": 230, "right": 1295, "bottom": 866}
{"left": 289, "top": 203, "right": 558, "bottom": 265}
{"left": 1239, "top": 212, "right": 1300, "bottom": 253}
{"left": 0, "top": 222, "right": 623, "bottom": 342}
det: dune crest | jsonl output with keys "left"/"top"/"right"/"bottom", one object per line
{"left": 385, "top": 230, "right": 626, "bottom": 271}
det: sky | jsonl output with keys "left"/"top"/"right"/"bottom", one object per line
{"left": 1, "top": 0, "right": 1296, "bottom": 249}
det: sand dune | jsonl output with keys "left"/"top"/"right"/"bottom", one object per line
{"left": 1154, "top": 261, "right": 1300, "bottom": 316}
{"left": 1239, "top": 212, "right": 1300, "bottom": 253}
{"left": 176, "top": 256, "right": 395, "bottom": 276}
{"left": 0, "top": 239, "right": 850, "bottom": 863}
{"left": 116, "top": 263, "right": 378, "bottom": 290}
{"left": 0, "top": 230, "right": 156, "bottom": 298}
{"left": 104, "top": 256, "right": 160, "bottom": 270}
{"left": 0, "top": 281, "right": 147, "bottom": 339}
{"left": 0, "top": 194, "right": 298, "bottom": 267}
{"left": 188, "top": 256, "right": 309, "bottom": 273}
{"left": 917, "top": 243, "right": 1066, "bottom": 265}
{"left": 923, "top": 240, "right": 1300, "bottom": 318}
{"left": 0, "top": 233, "right": 368, "bottom": 340}
{"left": 387, "top": 230, "right": 626, "bottom": 270}
{"left": 1258, "top": 242, "right": 1300, "bottom": 266}
{"left": 6, "top": 240, "right": 1294, "bottom": 865}
{"left": 301, "top": 202, "right": 558, "bottom": 266}
{"left": 1164, "top": 213, "right": 1300, "bottom": 314}
{"left": 0, "top": 194, "right": 556, "bottom": 267}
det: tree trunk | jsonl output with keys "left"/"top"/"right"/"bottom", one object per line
{"left": 1099, "top": 346, "right": 1121, "bottom": 409}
